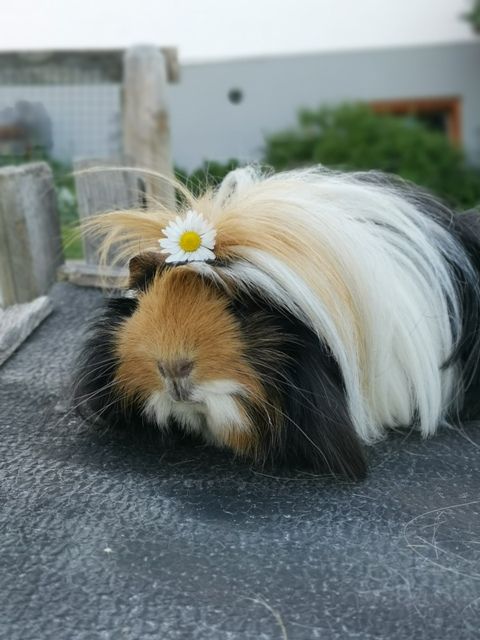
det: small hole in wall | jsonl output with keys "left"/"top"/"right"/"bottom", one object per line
{"left": 228, "top": 88, "right": 244, "bottom": 105}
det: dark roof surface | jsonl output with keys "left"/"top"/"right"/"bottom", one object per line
{"left": 1, "top": 283, "right": 479, "bottom": 640}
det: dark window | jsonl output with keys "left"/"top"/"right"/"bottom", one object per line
{"left": 371, "top": 97, "right": 462, "bottom": 144}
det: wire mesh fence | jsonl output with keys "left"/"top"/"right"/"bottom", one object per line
{"left": 0, "top": 51, "right": 123, "bottom": 164}
{"left": 0, "top": 51, "right": 124, "bottom": 258}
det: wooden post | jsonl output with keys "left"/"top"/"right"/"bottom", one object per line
{"left": 74, "top": 157, "right": 141, "bottom": 265}
{"left": 0, "top": 162, "right": 64, "bottom": 307}
{"left": 122, "top": 45, "right": 175, "bottom": 210}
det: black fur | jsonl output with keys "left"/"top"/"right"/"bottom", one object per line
{"left": 231, "top": 294, "right": 367, "bottom": 480}
{"left": 73, "top": 296, "right": 145, "bottom": 430}
{"left": 128, "top": 253, "right": 164, "bottom": 291}
{"left": 73, "top": 294, "right": 206, "bottom": 451}
{"left": 74, "top": 271, "right": 366, "bottom": 479}
{"left": 450, "top": 211, "right": 480, "bottom": 420}
{"left": 75, "top": 196, "right": 480, "bottom": 480}
{"left": 73, "top": 176, "right": 480, "bottom": 481}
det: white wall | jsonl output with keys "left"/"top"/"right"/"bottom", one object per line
{"left": 168, "top": 42, "right": 480, "bottom": 171}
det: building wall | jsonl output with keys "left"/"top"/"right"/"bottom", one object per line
{"left": 0, "top": 42, "right": 478, "bottom": 171}
{"left": 169, "top": 42, "right": 480, "bottom": 171}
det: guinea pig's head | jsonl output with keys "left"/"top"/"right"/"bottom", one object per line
{"left": 75, "top": 252, "right": 366, "bottom": 480}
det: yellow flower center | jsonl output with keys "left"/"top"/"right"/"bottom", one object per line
{"left": 179, "top": 230, "right": 202, "bottom": 252}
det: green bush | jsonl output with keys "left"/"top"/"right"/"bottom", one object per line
{"left": 263, "top": 104, "right": 480, "bottom": 209}
{"left": 464, "top": 0, "right": 480, "bottom": 32}
{"left": 183, "top": 105, "right": 480, "bottom": 209}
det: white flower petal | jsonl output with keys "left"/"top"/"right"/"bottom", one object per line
{"left": 164, "top": 227, "right": 179, "bottom": 238}
{"left": 161, "top": 246, "right": 180, "bottom": 256}
{"left": 168, "top": 230, "right": 183, "bottom": 243}
{"left": 166, "top": 219, "right": 182, "bottom": 234}
{"left": 164, "top": 229, "right": 183, "bottom": 242}
{"left": 202, "top": 247, "right": 216, "bottom": 261}
{"left": 165, "top": 250, "right": 188, "bottom": 263}
{"left": 190, "top": 217, "right": 206, "bottom": 233}
{"left": 189, "top": 221, "right": 202, "bottom": 234}
{"left": 159, "top": 238, "right": 177, "bottom": 250}
{"left": 200, "top": 230, "right": 216, "bottom": 249}
{"left": 160, "top": 209, "right": 217, "bottom": 264}
{"left": 190, "top": 247, "right": 215, "bottom": 262}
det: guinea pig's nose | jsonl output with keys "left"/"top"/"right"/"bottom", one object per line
{"left": 157, "top": 359, "right": 194, "bottom": 402}
{"left": 157, "top": 359, "right": 194, "bottom": 379}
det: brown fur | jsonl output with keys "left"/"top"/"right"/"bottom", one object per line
{"left": 113, "top": 267, "right": 266, "bottom": 456}
{"left": 223, "top": 429, "right": 258, "bottom": 457}
{"left": 83, "top": 179, "right": 364, "bottom": 368}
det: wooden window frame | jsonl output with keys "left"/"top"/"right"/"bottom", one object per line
{"left": 370, "top": 97, "right": 462, "bottom": 145}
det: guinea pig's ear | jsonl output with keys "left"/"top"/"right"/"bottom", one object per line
{"left": 214, "top": 166, "right": 259, "bottom": 206}
{"left": 128, "top": 252, "right": 164, "bottom": 291}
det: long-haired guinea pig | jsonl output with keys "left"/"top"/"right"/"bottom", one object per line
{"left": 74, "top": 166, "right": 480, "bottom": 480}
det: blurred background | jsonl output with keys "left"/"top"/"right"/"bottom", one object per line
{"left": 0, "top": 0, "right": 479, "bottom": 260}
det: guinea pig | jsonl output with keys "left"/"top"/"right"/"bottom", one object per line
{"left": 74, "top": 166, "right": 480, "bottom": 480}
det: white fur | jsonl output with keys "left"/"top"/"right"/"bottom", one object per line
{"left": 206, "top": 167, "right": 475, "bottom": 443}
{"left": 143, "top": 380, "right": 247, "bottom": 443}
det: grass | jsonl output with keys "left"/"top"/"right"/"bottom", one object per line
{"left": 0, "top": 150, "right": 84, "bottom": 260}
{"left": 61, "top": 226, "right": 84, "bottom": 260}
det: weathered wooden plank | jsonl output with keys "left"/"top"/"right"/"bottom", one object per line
{"left": 0, "top": 48, "right": 179, "bottom": 85}
{"left": 0, "top": 296, "right": 52, "bottom": 366}
{"left": 58, "top": 261, "right": 128, "bottom": 289}
{"left": 0, "top": 162, "right": 64, "bottom": 307}
{"left": 74, "top": 157, "right": 140, "bottom": 265}
{"left": 161, "top": 47, "right": 180, "bottom": 84}
{"left": 122, "top": 45, "right": 175, "bottom": 210}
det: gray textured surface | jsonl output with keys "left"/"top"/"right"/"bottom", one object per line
{"left": 0, "top": 296, "right": 52, "bottom": 366}
{"left": 0, "top": 283, "right": 479, "bottom": 640}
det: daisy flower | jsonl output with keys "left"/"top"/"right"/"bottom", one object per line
{"left": 159, "top": 210, "right": 217, "bottom": 263}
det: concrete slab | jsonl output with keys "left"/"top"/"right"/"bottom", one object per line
{"left": 0, "top": 283, "right": 479, "bottom": 639}
{"left": 0, "top": 295, "right": 52, "bottom": 366}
